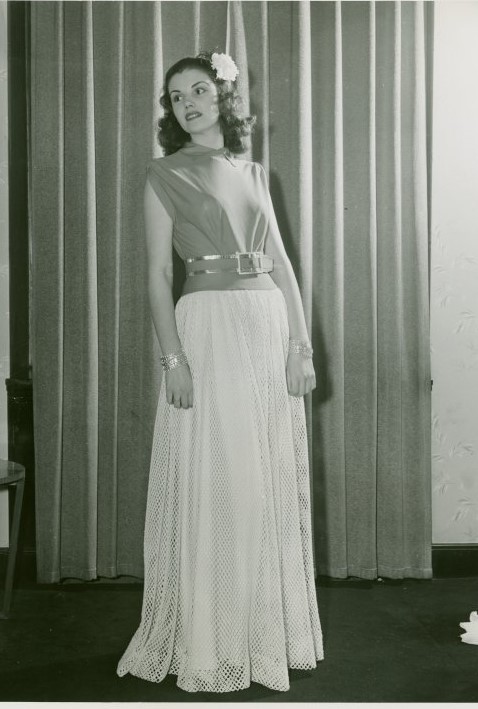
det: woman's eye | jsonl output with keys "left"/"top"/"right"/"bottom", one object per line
{"left": 195, "top": 87, "right": 205, "bottom": 95}
{"left": 172, "top": 95, "right": 182, "bottom": 103}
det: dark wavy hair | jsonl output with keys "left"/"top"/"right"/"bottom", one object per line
{"left": 157, "top": 51, "right": 256, "bottom": 156}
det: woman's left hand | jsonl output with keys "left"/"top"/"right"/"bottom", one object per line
{"left": 286, "top": 353, "right": 316, "bottom": 397}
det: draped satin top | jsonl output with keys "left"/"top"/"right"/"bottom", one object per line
{"left": 145, "top": 142, "right": 278, "bottom": 295}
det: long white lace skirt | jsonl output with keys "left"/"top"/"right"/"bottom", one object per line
{"left": 116, "top": 288, "right": 324, "bottom": 692}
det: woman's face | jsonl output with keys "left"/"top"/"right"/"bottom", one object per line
{"left": 168, "top": 68, "right": 221, "bottom": 138}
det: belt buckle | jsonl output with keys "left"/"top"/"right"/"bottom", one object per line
{"left": 236, "top": 252, "right": 262, "bottom": 275}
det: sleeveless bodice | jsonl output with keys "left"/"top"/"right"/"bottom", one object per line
{"left": 145, "top": 143, "right": 277, "bottom": 295}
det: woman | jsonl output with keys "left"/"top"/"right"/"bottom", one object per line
{"left": 117, "top": 50, "right": 324, "bottom": 693}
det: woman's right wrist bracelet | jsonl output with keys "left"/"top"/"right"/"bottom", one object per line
{"left": 288, "top": 338, "right": 313, "bottom": 359}
{"left": 160, "top": 346, "right": 188, "bottom": 372}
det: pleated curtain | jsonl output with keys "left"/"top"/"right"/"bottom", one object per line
{"left": 30, "top": 0, "right": 433, "bottom": 583}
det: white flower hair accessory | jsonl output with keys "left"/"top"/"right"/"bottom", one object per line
{"left": 210, "top": 52, "right": 239, "bottom": 82}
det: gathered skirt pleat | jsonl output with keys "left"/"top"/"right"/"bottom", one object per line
{"left": 116, "top": 288, "right": 324, "bottom": 692}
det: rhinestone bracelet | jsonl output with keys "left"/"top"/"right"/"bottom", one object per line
{"left": 288, "top": 338, "right": 313, "bottom": 359}
{"left": 160, "top": 346, "right": 188, "bottom": 372}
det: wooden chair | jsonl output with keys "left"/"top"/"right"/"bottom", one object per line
{"left": 0, "top": 460, "right": 26, "bottom": 619}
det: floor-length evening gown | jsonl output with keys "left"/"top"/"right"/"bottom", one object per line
{"left": 116, "top": 142, "right": 324, "bottom": 692}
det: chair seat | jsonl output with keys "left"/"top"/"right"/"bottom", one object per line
{"left": 0, "top": 460, "right": 25, "bottom": 486}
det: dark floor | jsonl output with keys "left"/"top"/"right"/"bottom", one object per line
{"left": 1, "top": 576, "right": 478, "bottom": 702}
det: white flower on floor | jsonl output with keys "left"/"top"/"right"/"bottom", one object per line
{"left": 460, "top": 610, "right": 478, "bottom": 644}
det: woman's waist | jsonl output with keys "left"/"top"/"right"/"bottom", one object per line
{"left": 181, "top": 271, "right": 277, "bottom": 295}
{"left": 180, "top": 249, "right": 275, "bottom": 294}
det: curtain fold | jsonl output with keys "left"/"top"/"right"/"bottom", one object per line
{"left": 31, "top": 0, "right": 432, "bottom": 583}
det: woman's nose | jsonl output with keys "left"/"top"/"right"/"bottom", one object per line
{"left": 185, "top": 97, "right": 194, "bottom": 108}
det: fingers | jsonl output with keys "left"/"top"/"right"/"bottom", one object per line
{"left": 287, "top": 373, "right": 317, "bottom": 397}
{"left": 167, "top": 389, "right": 194, "bottom": 409}
{"left": 286, "top": 356, "right": 317, "bottom": 397}
{"left": 179, "top": 391, "right": 193, "bottom": 409}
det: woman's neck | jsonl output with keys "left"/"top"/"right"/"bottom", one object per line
{"left": 188, "top": 128, "right": 224, "bottom": 151}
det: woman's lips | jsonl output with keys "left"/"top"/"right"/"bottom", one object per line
{"left": 185, "top": 112, "right": 202, "bottom": 121}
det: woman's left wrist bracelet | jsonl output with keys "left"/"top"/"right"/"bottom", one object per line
{"left": 160, "top": 346, "right": 188, "bottom": 371}
{"left": 288, "top": 338, "right": 313, "bottom": 359}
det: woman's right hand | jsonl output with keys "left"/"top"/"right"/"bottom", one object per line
{"left": 165, "top": 364, "right": 194, "bottom": 409}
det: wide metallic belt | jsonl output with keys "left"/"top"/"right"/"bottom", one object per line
{"left": 184, "top": 251, "right": 274, "bottom": 277}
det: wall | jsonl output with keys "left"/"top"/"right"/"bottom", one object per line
{"left": 431, "top": 1, "right": 478, "bottom": 543}
{"left": 0, "top": 0, "right": 10, "bottom": 545}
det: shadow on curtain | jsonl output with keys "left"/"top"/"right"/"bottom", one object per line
{"left": 30, "top": 0, "right": 432, "bottom": 583}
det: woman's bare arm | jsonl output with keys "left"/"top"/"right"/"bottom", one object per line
{"left": 260, "top": 172, "right": 311, "bottom": 343}
{"left": 266, "top": 237, "right": 311, "bottom": 343}
{"left": 143, "top": 179, "right": 181, "bottom": 353}
{"left": 144, "top": 178, "right": 193, "bottom": 408}
{"left": 260, "top": 167, "right": 316, "bottom": 397}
